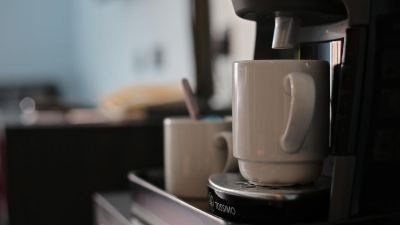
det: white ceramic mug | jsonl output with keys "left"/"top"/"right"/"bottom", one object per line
{"left": 164, "top": 117, "right": 237, "bottom": 198}
{"left": 233, "top": 60, "right": 330, "bottom": 186}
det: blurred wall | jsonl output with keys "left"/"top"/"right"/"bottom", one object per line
{"left": 0, "top": 0, "right": 194, "bottom": 105}
{"left": 72, "top": 0, "right": 195, "bottom": 104}
{"left": 0, "top": 0, "right": 77, "bottom": 102}
{"left": 208, "top": 0, "right": 255, "bottom": 109}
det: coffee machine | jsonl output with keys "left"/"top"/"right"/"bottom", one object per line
{"left": 208, "top": 0, "right": 400, "bottom": 224}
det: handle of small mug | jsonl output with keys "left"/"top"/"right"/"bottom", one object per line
{"left": 214, "top": 132, "right": 238, "bottom": 172}
{"left": 280, "top": 72, "right": 316, "bottom": 154}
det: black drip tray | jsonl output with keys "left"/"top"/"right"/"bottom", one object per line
{"left": 208, "top": 173, "right": 331, "bottom": 224}
{"left": 128, "top": 170, "right": 333, "bottom": 225}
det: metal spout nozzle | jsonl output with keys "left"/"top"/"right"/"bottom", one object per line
{"left": 272, "top": 16, "right": 300, "bottom": 49}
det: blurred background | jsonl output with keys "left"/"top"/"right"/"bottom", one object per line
{"left": 0, "top": 0, "right": 254, "bottom": 225}
{"left": 0, "top": 0, "right": 255, "bottom": 123}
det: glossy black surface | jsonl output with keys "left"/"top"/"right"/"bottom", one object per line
{"left": 231, "top": 0, "right": 347, "bottom": 25}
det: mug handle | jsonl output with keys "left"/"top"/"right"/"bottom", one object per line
{"left": 214, "top": 132, "right": 238, "bottom": 172}
{"left": 280, "top": 72, "right": 316, "bottom": 154}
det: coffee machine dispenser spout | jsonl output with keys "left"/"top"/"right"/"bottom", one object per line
{"left": 272, "top": 16, "right": 300, "bottom": 49}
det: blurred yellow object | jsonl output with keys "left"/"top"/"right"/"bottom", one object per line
{"left": 99, "top": 83, "right": 184, "bottom": 121}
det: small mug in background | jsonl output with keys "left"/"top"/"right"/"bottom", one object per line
{"left": 164, "top": 117, "right": 237, "bottom": 198}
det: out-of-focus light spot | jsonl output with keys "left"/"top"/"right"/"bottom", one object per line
{"left": 19, "top": 97, "right": 36, "bottom": 114}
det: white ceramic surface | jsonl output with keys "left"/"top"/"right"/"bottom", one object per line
{"left": 233, "top": 60, "right": 330, "bottom": 186}
{"left": 164, "top": 117, "right": 236, "bottom": 198}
